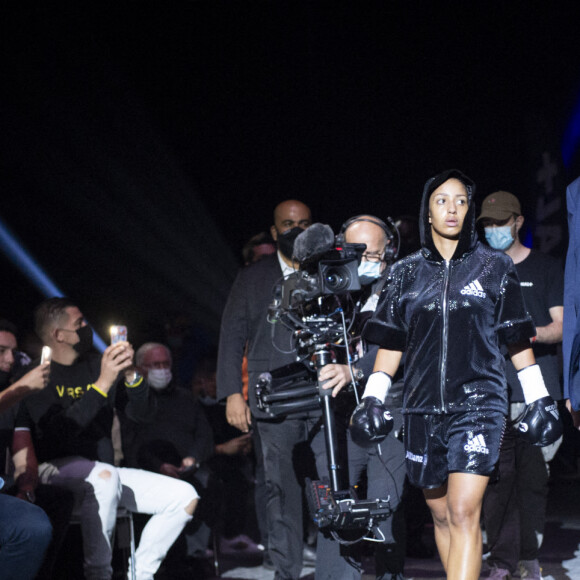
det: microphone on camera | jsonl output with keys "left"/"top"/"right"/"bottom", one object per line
{"left": 293, "top": 223, "right": 335, "bottom": 264}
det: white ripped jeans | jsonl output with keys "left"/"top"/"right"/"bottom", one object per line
{"left": 38, "top": 457, "right": 198, "bottom": 580}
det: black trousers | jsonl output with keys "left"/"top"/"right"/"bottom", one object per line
{"left": 257, "top": 416, "right": 315, "bottom": 580}
{"left": 482, "top": 424, "right": 549, "bottom": 573}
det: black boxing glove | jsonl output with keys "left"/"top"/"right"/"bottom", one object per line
{"left": 349, "top": 396, "right": 394, "bottom": 448}
{"left": 517, "top": 395, "right": 563, "bottom": 447}
{"left": 516, "top": 364, "right": 562, "bottom": 447}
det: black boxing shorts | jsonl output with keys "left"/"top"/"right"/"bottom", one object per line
{"left": 403, "top": 410, "right": 506, "bottom": 489}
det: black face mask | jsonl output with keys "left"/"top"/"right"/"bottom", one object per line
{"left": 277, "top": 227, "right": 303, "bottom": 261}
{"left": 74, "top": 325, "right": 94, "bottom": 355}
{"left": 0, "top": 370, "right": 11, "bottom": 390}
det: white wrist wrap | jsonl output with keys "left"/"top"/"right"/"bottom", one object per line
{"left": 362, "top": 371, "right": 392, "bottom": 403}
{"left": 517, "top": 364, "right": 549, "bottom": 405}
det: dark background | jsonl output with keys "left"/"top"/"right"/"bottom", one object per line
{"left": 2, "top": 1, "right": 580, "bottom": 347}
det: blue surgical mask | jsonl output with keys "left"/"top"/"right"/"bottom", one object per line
{"left": 485, "top": 225, "right": 514, "bottom": 251}
{"left": 358, "top": 261, "right": 382, "bottom": 284}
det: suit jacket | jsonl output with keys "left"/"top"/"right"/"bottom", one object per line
{"left": 217, "top": 254, "right": 298, "bottom": 418}
{"left": 564, "top": 176, "right": 580, "bottom": 409}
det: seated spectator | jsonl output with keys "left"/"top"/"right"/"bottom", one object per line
{"left": 0, "top": 319, "right": 53, "bottom": 579}
{"left": 128, "top": 342, "right": 214, "bottom": 477}
{"left": 123, "top": 342, "right": 215, "bottom": 573}
{"left": 12, "top": 298, "right": 199, "bottom": 580}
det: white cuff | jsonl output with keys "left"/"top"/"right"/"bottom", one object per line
{"left": 517, "top": 364, "right": 549, "bottom": 405}
{"left": 362, "top": 371, "right": 392, "bottom": 403}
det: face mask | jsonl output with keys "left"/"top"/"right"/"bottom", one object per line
{"left": 485, "top": 225, "right": 514, "bottom": 251}
{"left": 74, "top": 325, "right": 94, "bottom": 355}
{"left": 358, "top": 261, "right": 382, "bottom": 284}
{"left": 277, "top": 227, "right": 303, "bottom": 260}
{"left": 148, "top": 368, "right": 172, "bottom": 390}
{"left": 0, "top": 370, "right": 11, "bottom": 390}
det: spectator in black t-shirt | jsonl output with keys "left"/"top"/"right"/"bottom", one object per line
{"left": 478, "top": 191, "right": 564, "bottom": 580}
{"left": 13, "top": 298, "right": 199, "bottom": 580}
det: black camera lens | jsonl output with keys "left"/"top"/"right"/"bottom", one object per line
{"left": 318, "top": 258, "right": 361, "bottom": 295}
{"left": 324, "top": 267, "right": 351, "bottom": 292}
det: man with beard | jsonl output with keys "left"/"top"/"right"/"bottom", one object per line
{"left": 217, "top": 200, "right": 315, "bottom": 580}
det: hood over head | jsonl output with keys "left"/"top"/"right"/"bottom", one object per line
{"left": 419, "top": 168, "right": 477, "bottom": 261}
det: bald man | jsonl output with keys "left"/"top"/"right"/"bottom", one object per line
{"left": 217, "top": 200, "right": 314, "bottom": 580}
{"left": 313, "top": 216, "right": 406, "bottom": 580}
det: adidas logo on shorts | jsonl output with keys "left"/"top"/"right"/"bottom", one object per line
{"left": 464, "top": 433, "right": 489, "bottom": 455}
{"left": 460, "top": 279, "right": 486, "bottom": 298}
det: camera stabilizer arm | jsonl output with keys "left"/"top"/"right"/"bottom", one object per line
{"left": 315, "top": 348, "right": 349, "bottom": 493}
{"left": 255, "top": 345, "right": 391, "bottom": 541}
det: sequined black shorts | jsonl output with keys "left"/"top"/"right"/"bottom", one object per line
{"left": 403, "top": 411, "right": 506, "bottom": 489}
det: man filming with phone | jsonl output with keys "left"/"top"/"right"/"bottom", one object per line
{"left": 12, "top": 297, "right": 199, "bottom": 580}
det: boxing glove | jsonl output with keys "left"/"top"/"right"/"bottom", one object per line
{"left": 517, "top": 364, "right": 563, "bottom": 447}
{"left": 517, "top": 395, "right": 563, "bottom": 447}
{"left": 350, "top": 396, "right": 394, "bottom": 447}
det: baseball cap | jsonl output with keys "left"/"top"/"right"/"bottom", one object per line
{"left": 477, "top": 191, "right": 521, "bottom": 222}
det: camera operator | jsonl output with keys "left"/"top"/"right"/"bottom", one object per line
{"left": 314, "top": 216, "right": 406, "bottom": 580}
{"left": 217, "top": 200, "right": 316, "bottom": 580}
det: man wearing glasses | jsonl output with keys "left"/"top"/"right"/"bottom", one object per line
{"left": 315, "top": 215, "right": 407, "bottom": 580}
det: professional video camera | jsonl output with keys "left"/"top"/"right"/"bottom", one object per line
{"left": 266, "top": 224, "right": 365, "bottom": 353}
{"left": 288, "top": 241, "right": 365, "bottom": 303}
{"left": 256, "top": 223, "right": 394, "bottom": 542}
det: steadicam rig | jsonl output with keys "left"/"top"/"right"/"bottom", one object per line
{"left": 256, "top": 227, "right": 392, "bottom": 541}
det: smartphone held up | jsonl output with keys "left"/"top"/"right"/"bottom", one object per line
{"left": 110, "top": 325, "right": 127, "bottom": 345}
{"left": 41, "top": 346, "right": 52, "bottom": 364}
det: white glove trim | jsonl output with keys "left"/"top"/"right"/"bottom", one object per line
{"left": 517, "top": 363, "right": 549, "bottom": 405}
{"left": 362, "top": 371, "right": 392, "bottom": 403}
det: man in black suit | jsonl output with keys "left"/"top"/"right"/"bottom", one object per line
{"left": 217, "top": 200, "right": 313, "bottom": 580}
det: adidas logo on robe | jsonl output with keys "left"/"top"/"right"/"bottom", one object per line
{"left": 460, "top": 279, "right": 486, "bottom": 298}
